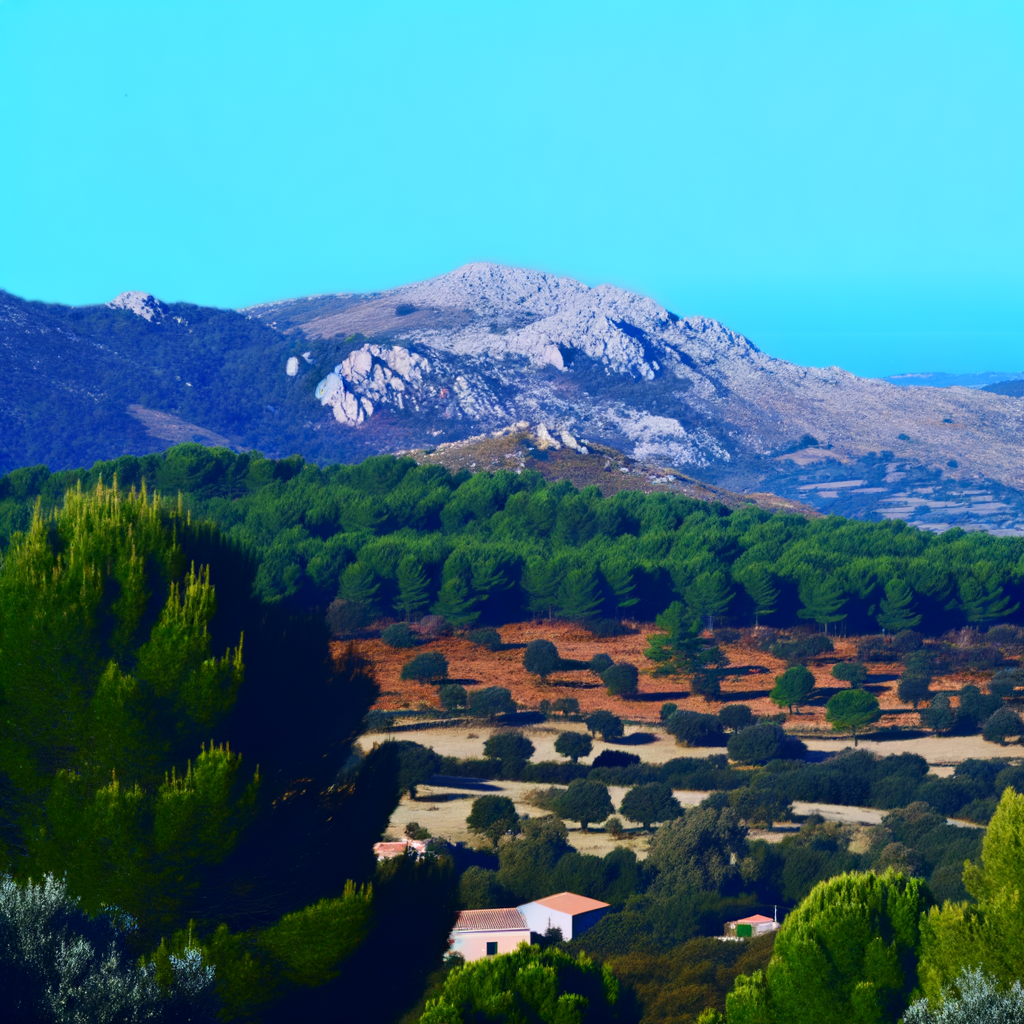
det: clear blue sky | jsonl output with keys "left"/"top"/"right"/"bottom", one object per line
{"left": 1, "top": 1, "right": 1021, "bottom": 376}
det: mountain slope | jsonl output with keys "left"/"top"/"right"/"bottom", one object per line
{"left": 2, "top": 265, "right": 1023, "bottom": 534}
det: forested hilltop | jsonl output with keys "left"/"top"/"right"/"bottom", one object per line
{"left": 2, "top": 443, "right": 1020, "bottom": 632}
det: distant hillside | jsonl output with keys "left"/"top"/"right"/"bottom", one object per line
{"left": 883, "top": 370, "right": 1024, "bottom": 389}
{"left": 983, "top": 379, "right": 1024, "bottom": 398}
{"left": 2, "top": 265, "right": 1024, "bottom": 534}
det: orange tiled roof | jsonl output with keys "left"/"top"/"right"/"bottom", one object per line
{"left": 454, "top": 908, "right": 528, "bottom": 932}
{"left": 532, "top": 892, "right": 610, "bottom": 916}
{"left": 734, "top": 914, "right": 775, "bottom": 924}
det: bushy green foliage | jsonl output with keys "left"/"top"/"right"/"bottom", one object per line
{"left": 420, "top": 943, "right": 619, "bottom": 1024}
{"left": 665, "top": 710, "right": 726, "bottom": 747}
{"left": 439, "top": 683, "right": 468, "bottom": 711}
{"left": 469, "top": 686, "right": 516, "bottom": 718}
{"left": 983, "top": 707, "right": 1024, "bottom": 744}
{"left": 917, "top": 787, "right": 1024, "bottom": 1000}
{"left": 381, "top": 622, "right": 417, "bottom": 648}
{"left": 586, "top": 710, "right": 625, "bottom": 741}
{"left": 728, "top": 870, "right": 929, "bottom": 1024}
{"left": 619, "top": 783, "right": 683, "bottom": 829}
{"left": 483, "top": 730, "right": 536, "bottom": 777}
{"left": 466, "top": 795, "right": 520, "bottom": 846}
{"left": 825, "top": 689, "right": 881, "bottom": 744}
{"left": 555, "top": 780, "right": 615, "bottom": 831}
{"left": 523, "top": 638, "right": 560, "bottom": 681}
{"left": 904, "top": 967, "right": 1024, "bottom": 1024}
{"left": 467, "top": 626, "right": 503, "bottom": 650}
{"left": 770, "top": 665, "right": 815, "bottom": 713}
{"left": 555, "top": 731, "right": 593, "bottom": 763}
{"left": 401, "top": 651, "right": 449, "bottom": 684}
{"left": 719, "top": 704, "right": 756, "bottom": 732}
{"left": 602, "top": 662, "right": 639, "bottom": 697}
{"left": 831, "top": 661, "right": 868, "bottom": 686}
{"left": 727, "top": 723, "right": 805, "bottom": 765}
{"left": 394, "top": 742, "right": 441, "bottom": 798}
{"left": 770, "top": 634, "right": 834, "bottom": 664}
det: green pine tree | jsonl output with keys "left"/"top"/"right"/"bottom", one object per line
{"left": 395, "top": 555, "right": 431, "bottom": 620}
{"left": 556, "top": 565, "right": 604, "bottom": 622}
{"left": 431, "top": 574, "right": 479, "bottom": 626}
{"left": 876, "top": 577, "right": 922, "bottom": 632}
{"left": 738, "top": 564, "right": 779, "bottom": 625}
{"left": 686, "top": 570, "right": 733, "bottom": 630}
{"left": 797, "top": 575, "right": 848, "bottom": 634}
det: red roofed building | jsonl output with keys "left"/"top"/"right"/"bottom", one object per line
{"left": 517, "top": 892, "right": 610, "bottom": 941}
{"left": 724, "top": 913, "right": 780, "bottom": 939}
{"left": 449, "top": 908, "right": 531, "bottom": 961}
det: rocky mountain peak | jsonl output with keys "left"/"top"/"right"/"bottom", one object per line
{"left": 107, "top": 292, "right": 166, "bottom": 321}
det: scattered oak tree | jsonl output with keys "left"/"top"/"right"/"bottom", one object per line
{"left": 466, "top": 796, "right": 520, "bottom": 847}
{"left": 825, "top": 689, "right": 881, "bottom": 745}
{"left": 523, "top": 639, "right": 560, "bottom": 683}
{"left": 619, "top": 783, "right": 682, "bottom": 830}
{"left": 401, "top": 652, "right": 449, "bottom": 685}
{"left": 554, "top": 732, "right": 593, "bottom": 764}
{"left": 555, "top": 780, "right": 615, "bottom": 833}
{"left": 770, "top": 665, "right": 815, "bottom": 714}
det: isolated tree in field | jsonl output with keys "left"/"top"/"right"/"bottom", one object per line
{"left": 466, "top": 795, "right": 520, "bottom": 846}
{"left": 644, "top": 601, "right": 727, "bottom": 679}
{"left": 523, "top": 639, "right": 560, "bottom": 683}
{"left": 589, "top": 653, "right": 614, "bottom": 675}
{"left": 467, "top": 627, "right": 502, "bottom": 650}
{"left": 401, "top": 651, "right": 449, "bottom": 685}
{"left": 469, "top": 686, "right": 516, "bottom": 719}
{"left": 664, "top": 710, "right": 725, "bottom": 747}
{"left": 585, "top": 710, "right": 624, "bottom": 741}
{"left": 602, "top": 662, "right": 639, "bottom": 698}
{"left": 552, "top": 697, "right": 580, "bottom": 717}
{"left": 770, "top": 665, "right": 815, "bottom": 714}
{"left": 555, "top": 780, "right": 614, "bottom": 832}
{"left": 483, "top": 730, "right": 535, "bottom": 777}
{"left": 619, "top": 783, "right": 681, "bottom": 830}
{"left": 439, "top": 684, "right": 468, "bottom": 711}
{"left": 825, "top": 689, "right": 881, "bottom": 745}
{"left": 727, "top": 870, "right": 929, "bottom": 1024}
{"left": 396, "top": 555, "right": 431, "bottom": 621}
{"left": 554, "top": 731, "right": 593, "bottom": 763}
{"left": 796, "top": 575, "right": 848, "bottom": 634}
{"left": 831, "top": 661, "right": 867, "bottom": 687}
{"left": 876, "top": 577, "right": 922, "bottom": 632}
{"left": 381, "top": 622, "right": 416, "bottom": 648}
{"left": 718, "top": 704, "right": 755, "bottom": 732}
{"left": 737, "top": 563, "right": 779, "bottom": 625}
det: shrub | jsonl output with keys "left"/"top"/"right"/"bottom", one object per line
{"left": 770, "top": 665, "right": 815, "bottom": 713}
{"left": 589, "top": 653, "right": 614, "bottom": 674}
{"left": 605, "top": 817, "right": 625, "bottom": 840}
{"left": 401, "top": 652, "right": 449, "bottom": 684}
{"left": 586, "top": 710, "right": 624, "bottom": 741}
{"left": 983, "top": 707, "right": 1024, "bottom": 745}
{"left": 727, "top": 722, "right": 804, "bottom": 765}
{"left": 552, "top": 697, "right": 580, "bottom": 717}
{"left": 554, "top": 732, "right": 593, "bottom": 763}
{"left": 660, "top": 702, "right": 679, "bottom": 723}
{"left": 588, "top": 618, "right": 632, "bottom": 638}
{"left": 602, "top": 662, "right": 639, "bottom": 697}
{"left": 959, "top": 684, "right": 1002, "bottom": 729}
{"left": 591, "top": 750, "right": 641, "bottom": 769}
{"left": 857, "top": 635, "right": 890, "bottom": 662}
{"left": 922, "top": 693, "right": 955, "bottom": 732}
{"left": 467, "top": 627, "right": 503, "bottom": 650}
{"left": 718, "top": 704, "right": 756, "bottom": 732}
{"left": 831, "top": 662, "right": 868, "bottom": 687}
{"left": 691, "top": 671, "right": 722, "bottom": 702}
{"left": 665, "top": 710, "right": 725, "bottom": 747}
{"left": 904, "top": 967, "right": 1024, "bottom": 1024}
{"left": 439, "top": 684, "right": 468, "bottom": 711}
{"left": 990, "top": 668, "right": 1023, "bottom": 700}
{"left": 326, "top": 597, "right": 368, "bottom": 637}
{"left": 467, "top": 795, "right": 520, "bottom": 846}
{"left": 523, "top": 639, "right": 560, "bottom": 682}
{"left": 619, "top": 783, "right": 682, "bottom": 829}
{"left": 468, "top": 686, "right": 516, "bottom": 718}
{"left": 770, "top": 634, "right": 834, "bottom": 664}
{"left": 891, "top": 630, "right": 924, "bottom": 656}
{"left": 381, "top": 622, "right": 417, "bottom": 648}
{"left": 899, "top": 671, "right": 932, "bottom": 708}
{"left": 483, "top": 731, "right": 535, "bottom": 777}
{"left": 363, "top": 709, "right": 395, "bottom": 732}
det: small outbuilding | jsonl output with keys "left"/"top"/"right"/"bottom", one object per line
{"left": 724, "top": 914, "right": 780, "bottom": 940}
{"left": 517, "top": 892, "right": 610, "bottom": 941}
{"left": 448, "top": 908, "right": 531, "bottom": 961}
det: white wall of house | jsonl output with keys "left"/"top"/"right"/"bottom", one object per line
{"left": 449, "top": 927, "right": 530, "bottom": 961}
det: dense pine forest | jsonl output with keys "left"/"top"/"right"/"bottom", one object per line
{"left": 1, "top": 444, "right": 1021, "bottom": 634}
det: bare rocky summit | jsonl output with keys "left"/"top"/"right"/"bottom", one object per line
{"left": 245, "top": 263, "right": 1024, "bottom": 534}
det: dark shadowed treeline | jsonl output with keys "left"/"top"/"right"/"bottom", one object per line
{"left": 1, "top": 444, "right": 1021, "bottom": 634}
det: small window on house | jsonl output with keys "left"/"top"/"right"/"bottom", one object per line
{"left": 486, "top": 941, "right": 498, "bottom": 956}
